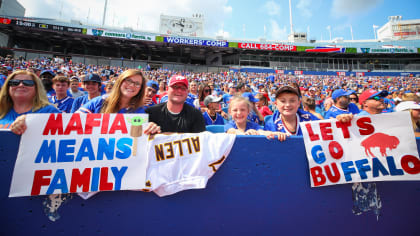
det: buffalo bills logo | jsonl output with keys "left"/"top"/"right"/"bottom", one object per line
{"left": 361, "top": 133, "right": 400, "bottom": 157}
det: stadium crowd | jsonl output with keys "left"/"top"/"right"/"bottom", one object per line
{"left": 0, "top": 55, "right": 419, "bottom": 137}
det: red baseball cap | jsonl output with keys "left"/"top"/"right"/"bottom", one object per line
{"left": 359, "top": 89, "right": 388, "bottom": 104}
{"left": 168, "top": 75, "right": 188, "bottom": 88}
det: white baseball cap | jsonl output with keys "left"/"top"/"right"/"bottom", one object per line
{"left": 395, "top": 101, "right": 420, "bottom": 112}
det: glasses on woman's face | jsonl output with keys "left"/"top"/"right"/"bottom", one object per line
{"left": 8, "top": 79, "right": 35, "bottom": 87}
{"left": 349, "top": 97, "right": 357, "bottom": 101}
{"left": 204, "top": 89, "right": 212, "bottom": 93}
{"left": 124, "top": 78, "right": 141, "bottom": 88}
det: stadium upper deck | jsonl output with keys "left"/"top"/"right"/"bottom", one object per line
{"left": 0, "top": 16, "right": 419, "bottom": 73}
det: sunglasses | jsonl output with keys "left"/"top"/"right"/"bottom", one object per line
{"left": 368, "top": 96, "right": 383, "bottom": 101}
{"left": 8, "top": 79, "right": 35, "bottom": 87}
{"left": 124, "top": 78, "right": 141, "bottom": 88}
{"left": 204, "top": 89, "right": 212, "bottom": 93}
{"left": 349, "top": 97, "right": 357, "bottom": 100}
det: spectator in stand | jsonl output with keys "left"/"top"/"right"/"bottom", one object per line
{"left": 202, "top": 95, "right": 225, "bottom": 125}
{"left": 395, "top": 101, "right": 420, "bottom": 137}
{"left": 189, "top": 80, "right": 199, "bottom": 100}
{"left": 71, "top": 73, "right": 103, "bottom": 113}
{"left": 348, "top": 92, "right": 361, "bottom": 109}
{"left": 39, "top": 70, "right": 56, "bottom": 99}
{"left": 264, "top": 86, "right": 319, "bottom": 135}
{"left": 402, "top": 93, "right": 419, "bottom": 103}
{"left": 194, "top": 83, "right": 212, "bottom": 111}
{"left": 146, "top": 75, "right": 206, "bottom": 133}
{"left": 74, "top": 69, "right": 156, "bottom": 131}
{"left": 0, "top": 70, "right": 60, "bottom": 132}
{"left": 358, "top": 89, "right": 388, "bottom": 116}
{"left": 68, "top": 76, "right": 85, "bottom": 98}
{"left": 224, "top": 96, "right": 287, "bottom": 141}
{"left": 255, "top": 93, "right": 272, "bottom": 118}
{"left": 222, "top": 83, "right": 237, "bottom": 107}
{"left": 302, "top": 96, "right": 323, "bottom": 120}
{"left": 242, "top": 92, "right": 263, "bottom": 125}
{"left": 324, "top": 89, "right": 359, "bottom": 119}
{"left": 144, "top": 80, "right": 159, "bottom": 108}
{"left": 104, "top": 81, "right": 114, "bottom": 94}
{"left": 50, "top": 76, "right": 74, "bottom": 113}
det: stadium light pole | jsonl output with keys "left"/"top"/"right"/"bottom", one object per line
{"left": 289, "top": 0, "right": 294, "bottom": 35}
{"left": 349, "top": 25, "right": 354, "bottom": 41}
{"left": 102, "top": 0, "right": 108, "bottom": 26}
{"left": 373, "top": 25, "right": 379, "bottom": 40}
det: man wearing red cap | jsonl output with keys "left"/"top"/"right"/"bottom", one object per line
{"left": 358, "top": 89, "right": 388, "bottom": 115}
{"left": 145, "top": 75, "right": 206, "bottom": 132}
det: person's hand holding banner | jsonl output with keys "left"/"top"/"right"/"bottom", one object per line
{"left": 300, "top": 111, "right": 420, "bottom": 187}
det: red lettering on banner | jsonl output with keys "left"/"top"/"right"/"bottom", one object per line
{"left": 357, "top": 117, "right": 374, "bottom": 135}
{"left": 85, "top": 114, "right": 102, "bottom": 134}
{"left": 401, "top": 155, "right": 420, "bottom": 174}
{"left": 320, "top": 123, "right": 333, "bottom": 140}
{"left": 305, "top": 123, "right": 320, "bottom": 141}
{"left": 31, "top": 170, "right": 52, "bottom": 195}
{"left": 310, "top": 166, "right": 326, "bottom": 187}
{"left": 43, "top": 114, "right": 64, "bottom": 135}
{"left": 64, "top": 113, "right": 84, "bottom": 135}
{"left": 336, "top": 121, "right": 351, "bottom": 139}
{"left": 70, "top": 168, "right": 91, "bottom": 193}
{"left": 329, "top": 141, "right": 344, "bottom": 159}
{"left": 101, "top": 113, "right": 110, "bottom": 134}
{"left": 108, "top": 114, "right": 128, "bottom": 134}
{"left": 99, "top": 167, "right": 113, "bottom": 191}
{"left": 324, "top": 163, "right": 341, "bottom": 183}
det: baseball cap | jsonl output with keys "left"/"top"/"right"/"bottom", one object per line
{"left": 275, "top": 86, "right": 300, "bottom": 98}
{"left": 242, "top": 92, "right": 259, "bottom": 103}
{"left": 359, "top": 89, "right": 388, "bottom": 104}
{"left": 40, "top": 70, "right": 55, "bottom": 77}
{"left": 395, "top": 101, "right": 420, "bottom": 112}
{"left": 168, "top": 75, "right": 188, "bottom": 88}
{"left": 332, "top": 89, "right": 353, "bottom": 100}
{"left": 309, "top": 87, "right": 316, "bottom": 91}
{"left": 203, "top": 95, "right": 223, "bottom": 106}
{"left": 83, "top": 73, "right": 102, "bottom": 83}
{"left": 146, "top": 80, "right": 159, "bottom": 91}
{"left": 70, "top": 76, "right": 80, "bottom": 82}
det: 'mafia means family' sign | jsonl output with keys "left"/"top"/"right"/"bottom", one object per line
{"left": 300, "top": 111, "right": 420, "bottom": 187}
{"left": 9, "top": 113, "right": 149, "bottom": 197}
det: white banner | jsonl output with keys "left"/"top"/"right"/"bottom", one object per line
{"left": 9, "top": 113, "right": 149, "bottom": 197}
{"left": 300, "top": 112, "right": 420, "bottom": 187}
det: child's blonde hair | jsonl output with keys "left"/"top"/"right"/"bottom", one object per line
{"left": 228, "top": 96, "right": 252, "bottom": 113}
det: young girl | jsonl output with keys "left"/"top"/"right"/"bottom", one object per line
{"left": 255, "top": 93, "right": 273, "bottom": 118}
{"left": 225, "top": 96, "right": 287, "bottom": 141}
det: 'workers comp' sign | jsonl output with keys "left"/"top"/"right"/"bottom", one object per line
{"left": 300, "top": 112, "right": 420, "bottom": 187}
{"left": 9, "top": 113, "right": 149, "bottom": 197}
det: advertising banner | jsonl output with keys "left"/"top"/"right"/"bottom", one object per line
{"left": 238, "top": 43, "right": 296, "bottom": 51}
{"left": 11, "top": 19, "right": 86, "bottom": 34}
{"left": 88, "top": 29, "right": 155, "bottom": 41}
{"left": 164, "top": 37, "right": 228, "bottom": 47}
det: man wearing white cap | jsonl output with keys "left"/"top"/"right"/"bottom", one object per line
{"left": 146, "top": 75, "right": 206, "bottom": 132}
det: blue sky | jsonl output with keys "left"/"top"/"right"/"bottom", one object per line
{"left": 18, "top": 0, "right": 420, "bottom": 41}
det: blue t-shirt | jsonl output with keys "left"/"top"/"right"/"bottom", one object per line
{"left": 222, "top": 94, "right": 233, "bottom": 107}
{"left": 0, "top": 105, "right": 60, "bottom": 129}
{"left": 71, "top": 94, "right": 100, "bottom": 113}
{"left": 203, "top": 112, "right": 225, "bottom": 125}
{"left": 324, "top": 103, "right": 360, "bottom": 119}
{"left": 78, "top": 95, "right": 146, "bottom": 114}
{"left": 50, "top": 96, "right": 74, "bottom": 113}
{"left": 224, "top": 120, "right": 262, "bottom": 132}
{"left": 264, "top": 109, "right": 319, "bottom": 135}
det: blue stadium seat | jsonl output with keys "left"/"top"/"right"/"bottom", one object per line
{"left": 206, "top": 125, "right": 225, "bottom": 133}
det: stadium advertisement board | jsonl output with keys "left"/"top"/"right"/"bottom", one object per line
{"left": 238, "top": 43, "right": 296, "bottom": 51}
{"left": 11, "top": 19, "right": 86, "bottom": 34}
{"left": 163, "top": 37, "right": 228, "bottom": 47}
{"left": 358, "top": 47, "right": 417, "bottom": 53}
{"left": 87, "top": 29, "right": 155, "bottom": 41}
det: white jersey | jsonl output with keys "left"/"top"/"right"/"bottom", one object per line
{"left": 145, "top": 132, "right": 236, "bottom": 197}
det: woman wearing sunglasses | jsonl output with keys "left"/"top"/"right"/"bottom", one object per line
{"left": 0, "top": 70, "right": 60, "bottom": 130}
{"left": 194, "top": 83, "right": 212, "bottom": 112}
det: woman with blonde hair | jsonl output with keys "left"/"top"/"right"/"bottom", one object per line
{"left": 0, "top": 70, "right": 59, "bottom": 131}
{"left": 395, "top": 101, "right": 420, "bottom": 137}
